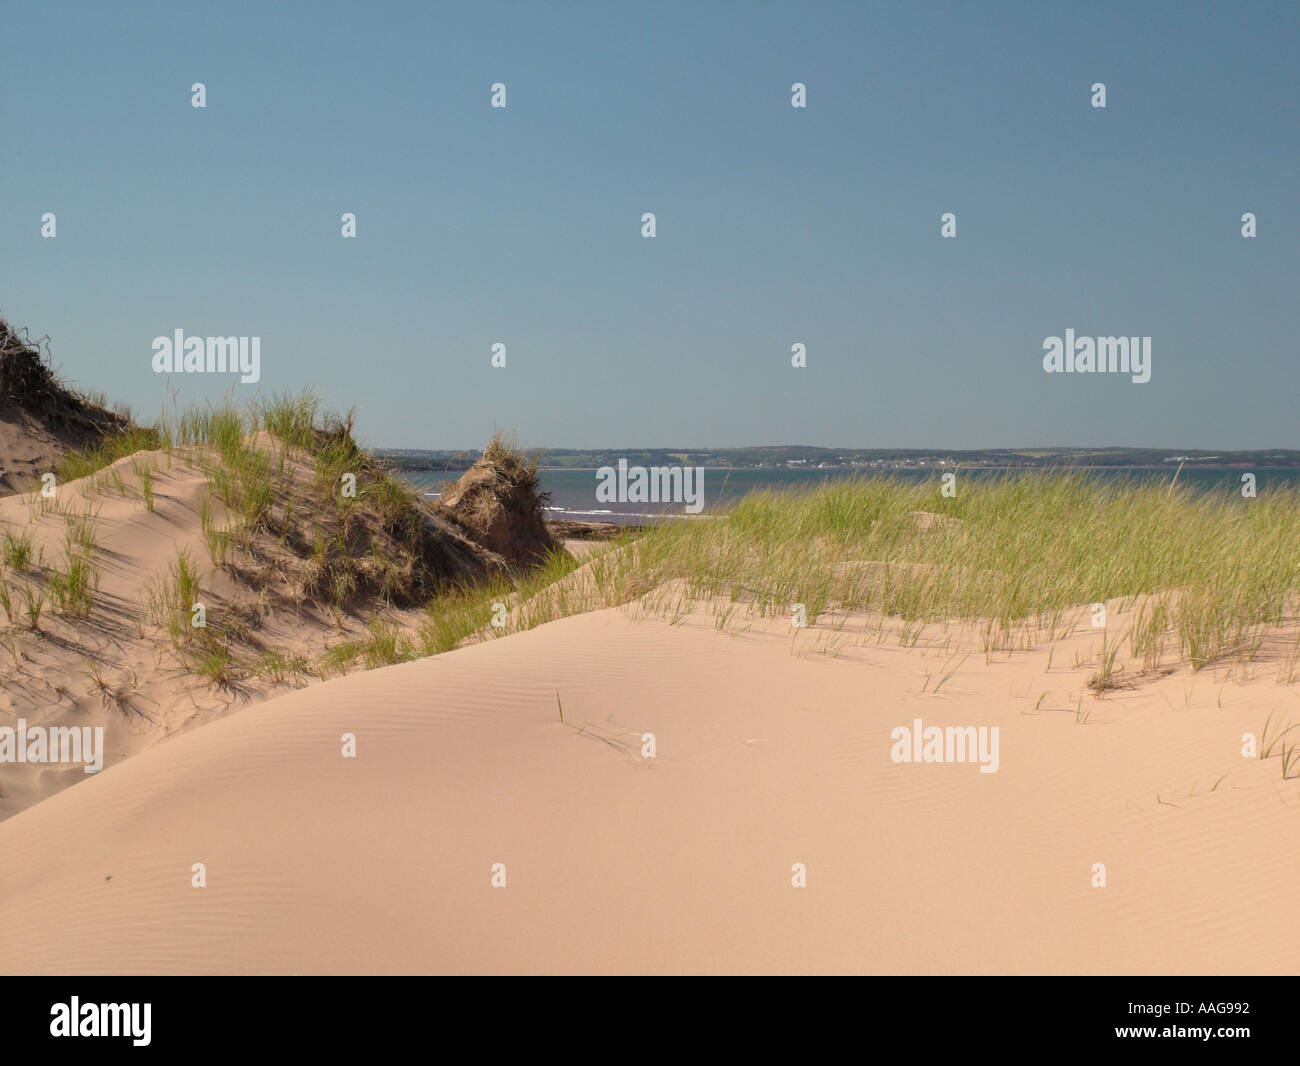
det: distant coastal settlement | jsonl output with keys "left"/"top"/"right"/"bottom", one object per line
{"left": 374, "top": 446, "right": 1300, "bottom": 474}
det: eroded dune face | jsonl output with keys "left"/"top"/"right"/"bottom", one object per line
{"left": 436, "top": 450, "right": 557, "bottom": 567}
{"left": 0, "top": 411, "right": 67, "bottom": 496}
{"left": 0, "top": 320, "right": 127, "bottom": 496}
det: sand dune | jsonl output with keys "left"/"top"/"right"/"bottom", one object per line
{"left": 1, "top": 596, "right": 1296, "bottom": 975}
{"left": 0, "top": 447, "right": 472, "bottom": 821}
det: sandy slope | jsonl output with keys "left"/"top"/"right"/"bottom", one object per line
{"left": 1, "top": 597, "right": 1296, "bottom": 975}
{"left": 0, "top": 449, "right": 434, "bottom": 820}
{"left": 0, "top": 408, "right": 70, "bottom": 496}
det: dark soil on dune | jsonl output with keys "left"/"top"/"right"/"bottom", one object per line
{"left": 0, "top": 318, "right": 127, "bottom": 495}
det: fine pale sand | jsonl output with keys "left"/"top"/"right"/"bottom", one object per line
{"left": 1, "top": 591, "right": 1297, "bottom": 974}
{"left": 0, "top": 449, "right": 439, "bottom": 821}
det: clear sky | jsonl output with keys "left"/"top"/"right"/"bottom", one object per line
{"left": 3, "top": 1, "right": 1297, "bottom": 451}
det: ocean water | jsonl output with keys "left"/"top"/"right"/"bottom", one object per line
{"left": 401, "top": 466, "right": 1300, "bottom": 526}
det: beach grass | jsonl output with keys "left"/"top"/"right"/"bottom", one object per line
{"left": 40, "top": 394, "right": 1300, "bottom": 684}
{"left": 48, "top": 552, "right": 98, "bottom": 619}
{"left": 54, "top": 425, "right": 165, "bottom": 485}
{"left": 545, "top": 471, "right": 1300, "bottom": 674}
{"left": 1, "top": 530, "right": 35, "bottom": 571}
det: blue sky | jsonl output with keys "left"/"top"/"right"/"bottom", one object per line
{"left": 3, "top": 1, "right": 1297, "bottom": 450}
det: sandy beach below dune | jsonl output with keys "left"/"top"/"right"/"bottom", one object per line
{"left": 1, "top": 594, "right": 1297, "bottom": 976}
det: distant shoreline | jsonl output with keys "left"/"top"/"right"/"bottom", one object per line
{"left": 392, "top": 462, "right": 1298, "bottom": 475}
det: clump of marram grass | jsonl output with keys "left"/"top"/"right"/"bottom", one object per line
{"left": 145, "top": 548, "right": 205, "bottom": 644}
{"left": 48, "top": 553, "right": 98, "bottom": 618}
{"left": 184, "top": 637, "right": 240, "bottom": 687}
{"left": 254, "top": 648, "right": 311, "bottom": 684}
{"left": 316, "top": 616, "right": 407, "bottom": 676}
{"left": 1087, "top": 632, "right": 1124, "bottom": 693}
{"left": 20, "top": 582, "right": 46, "bottom": 631}
{"left": 63, "top": 507, "right": 100, "bottom": 554}
{"left": 2, "top": 530, "right": 35, "bottom": 570}
{"left": 258, "top": 392, "right": 321, "bottom": 454}
{"left": 137, "top": 546, "right": 262, "bottom": 688}
{"left": 199, "top": 496, "right": 231, "bottom": 564}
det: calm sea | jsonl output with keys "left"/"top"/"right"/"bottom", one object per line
{"left": 401, "top": 467, "right": 1300, "bottom": 526}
